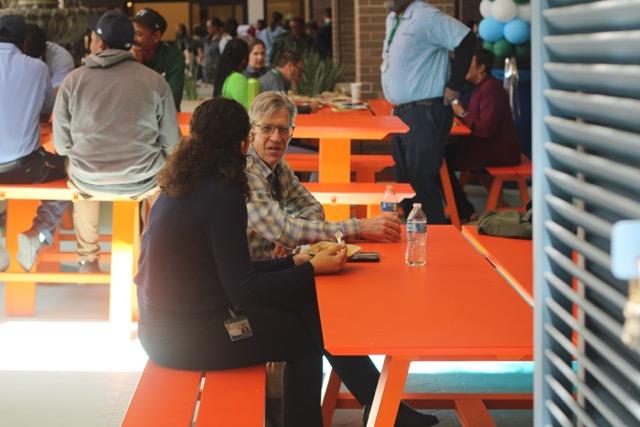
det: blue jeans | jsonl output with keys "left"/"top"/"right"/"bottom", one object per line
{"left": 392, "top": 102, "right": 453, "bottom": 224}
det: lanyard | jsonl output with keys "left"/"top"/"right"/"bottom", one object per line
{"left": 385, "top": 15, "right": 402, "bottom": 53}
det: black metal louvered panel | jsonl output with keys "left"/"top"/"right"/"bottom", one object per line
{"left": 534, "top": 0, "right": 640, "bottom": 426}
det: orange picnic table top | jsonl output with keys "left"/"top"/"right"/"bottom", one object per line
{"left": 292, "top": 114, "right": 409, "bottom": 140}
{"left": 315, "top": 225, "right": 532, "bottom": 427}
{"left": 315, "top": 225, "right": 533, "bottom": 358}
{"left": 461, "top": 225, "right": 533, "bottom": 306}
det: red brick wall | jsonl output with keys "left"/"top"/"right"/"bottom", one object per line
{"left": 333, "top": 0, "right": 356, "bottom": 83}
{"left": 312, "top": 0, "right": 332, "bottom": 23}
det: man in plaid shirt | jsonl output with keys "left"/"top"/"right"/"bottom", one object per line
{"left": 246, "top": 91, "right": 401, "bottom": 261}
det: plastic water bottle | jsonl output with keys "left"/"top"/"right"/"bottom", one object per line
{"left": 380, "top": 184, "right": 399, "bottom": 213}
{"left": 247, "top": 78, "right": 260, "bottom": 107}
{"left": 405, "top": 203, "right": 427, "bottom": 267}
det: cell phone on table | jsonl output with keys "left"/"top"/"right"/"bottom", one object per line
{"left": 348, "top": 251, "right": 380, "bottom": 262}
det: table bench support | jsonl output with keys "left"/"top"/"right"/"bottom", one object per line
{"left": 319, "top": 138, "right": 351, "bottom": 220}
{"left": 454, "top": 399, "right": 496, "bottom": 427}
{"left": 4, "top": 199, "right": 39, "bottom": 315}
{"left": 367, "top": 355, "right": 411, "bottom": 427}
{"left": 109, "top": 200, "right": 140, "bottom": 328}
{"left": 321, "top": 369, "right": 342, "bottom": 427}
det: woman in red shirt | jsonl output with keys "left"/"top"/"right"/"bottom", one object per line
{"left": 447, "top": 49, "right": 522, "bottom": 221}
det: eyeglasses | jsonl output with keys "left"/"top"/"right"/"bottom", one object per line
{"left": 253, "top": 123, "right": 294, "bottom": 137}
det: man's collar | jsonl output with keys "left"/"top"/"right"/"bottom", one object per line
{"left": 392, "top": 0, "right": 420, "bottom": 19}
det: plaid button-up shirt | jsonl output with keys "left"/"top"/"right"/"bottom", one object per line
{"left": 246, "top": 148, "right": 360, "bottom": 260}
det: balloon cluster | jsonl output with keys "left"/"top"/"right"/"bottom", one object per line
{"left": 478, "top": 0, "right": 530, "bottom": 60}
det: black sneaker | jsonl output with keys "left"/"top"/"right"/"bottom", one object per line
{"left": 363, "top": 401, "right": 439, "bottom": 427}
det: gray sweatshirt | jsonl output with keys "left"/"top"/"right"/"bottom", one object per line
{"left": 53, "top": 49, "right": 180, "bottom": 195}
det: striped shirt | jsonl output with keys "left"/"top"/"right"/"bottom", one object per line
{"left": 246, "top": 148, "right": 360, "bottom": 260}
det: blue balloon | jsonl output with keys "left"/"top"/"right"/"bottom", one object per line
{"left": 479, "top": 18, "right": 506, "bottom": 43}
{"left": 503, "top": 19, "right": 530, "bottom": 44}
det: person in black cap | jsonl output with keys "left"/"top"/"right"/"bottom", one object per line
{"left": 131, "top": 8, "right": 185, "bottom": 112}
{"left": 52, "top": 10, "right": 180, "bottom": 273}
{"left": 0, "top": 14, "right": 69, "bottom": 273}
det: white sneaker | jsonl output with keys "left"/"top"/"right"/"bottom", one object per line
{"left": 17, "top": 229, "right": 44, "bottom": 272}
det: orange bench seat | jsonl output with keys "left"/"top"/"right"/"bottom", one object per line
{"left": 485, "top": 155, "right": 532, "bottom": 212}
{"left": 286, "top": 153, "right": 395, "bottom": 182}
{"left": 122, "top": 360, "right": 265, "bottom": 427}
{"left": 0, "top": 179, "right": 152, "bottom": 328}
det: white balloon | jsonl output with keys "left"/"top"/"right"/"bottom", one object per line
{"left": 479, "top": 0, "right": 493, "bottom": 18}
{"left": 492, "top": 0, "right": 518, "bottom": 22}
{"left": 517, "top": 4, "right": 532, "bottom": 22}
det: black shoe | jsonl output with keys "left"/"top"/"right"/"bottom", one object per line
{"left": 363, "top": 401, "right": 439, "bottom": 427}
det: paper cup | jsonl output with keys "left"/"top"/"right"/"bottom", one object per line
{"left": 351, "top": 82, "right": 362, "bottom": 104}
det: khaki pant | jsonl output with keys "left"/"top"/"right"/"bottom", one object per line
{"left": 72, "top": 192, "right": 158, "bottom": 262}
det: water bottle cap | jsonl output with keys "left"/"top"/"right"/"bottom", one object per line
{"left": 413, "top": 203, "right": 422, "bottom": 208}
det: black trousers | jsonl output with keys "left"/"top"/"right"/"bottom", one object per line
{"left": 0, "top": 148, "right": 69, "bottom": 242}
{"left": 0, "top": 147, "right": 66, "bottom": 184}
{"left": 392, "top": 102, "right": 453, "bottom": 224}
{"left": 138, "top": 283, "right": 380, "bottom": 427}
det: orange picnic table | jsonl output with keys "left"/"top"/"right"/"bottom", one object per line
{"left": 315, "top": 226, "right": 533, "bottom": 427}
{"left": 461, "top": 225, "right": 534, "bottom": 306}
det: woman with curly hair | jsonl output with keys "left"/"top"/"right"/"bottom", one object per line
{"left": 135, "top": 98, "right": 368, "bottom": 426}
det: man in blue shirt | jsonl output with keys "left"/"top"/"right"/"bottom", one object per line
{"left": 0, "top": 15, "right": 68, "bottom": 272}
{"left": 381, "top": 0, "right": 475, "bottom": 223}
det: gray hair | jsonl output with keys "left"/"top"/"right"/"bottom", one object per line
{"left": 249, "top": 91, "right": 297, "bottom": 127}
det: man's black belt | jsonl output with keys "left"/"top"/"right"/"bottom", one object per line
{"left": 394, "top": 97, "right": 443, "bottom": 112}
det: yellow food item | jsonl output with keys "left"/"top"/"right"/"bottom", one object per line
{"left": 304, "top": 242, "right": 361, "bottom": 257}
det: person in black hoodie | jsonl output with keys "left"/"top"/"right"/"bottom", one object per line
{"left": 135, "top": 98, "right": 439, "bottom": 427}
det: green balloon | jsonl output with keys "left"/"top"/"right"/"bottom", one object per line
{"left": 515, "top": 43, "right": 530, "bottom": 59}
{"left": 482, "top": 41, "right": 494, "bottom": 51}
{"left": 492, "top": 38, "right": 514, "bottom": 58}
{"left": 513, "top": 0, "right": 529, "bottom": 4}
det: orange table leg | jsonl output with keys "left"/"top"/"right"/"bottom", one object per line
{"left": 440, "top": 161, "right": 460, "bottom": 230}
{"left": 367, "top": 355, "right": 411, "bottom": 427}
{"left": 4, "top": 199, "right": 39, "bottom": 316}
{"left": 367, "top": 203, "right": 382, "bottom": 218}
{"left": 319, "top": 138, "right": 351, "bottom": 220}
{"left": 454, "top": 399, "right": 496, "bottom": 427}
{"left": 110, "top": 200, "right": 139, "bottom": 330}
{"left": 321, "top": 369, "right": 342, "bottom": 427}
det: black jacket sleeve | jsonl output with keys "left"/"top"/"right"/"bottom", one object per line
{"left": 201, "top": 186, "right": 315, "bottom": 309}
{"left": 447, "top": 31, "right": 477, "bottom": 92}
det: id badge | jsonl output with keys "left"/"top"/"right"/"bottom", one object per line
{"left": 380, "top": 54, "right": 389, "bottom": 73}
{"left": 224, "top": 309, "right": 253, "bottom": 341}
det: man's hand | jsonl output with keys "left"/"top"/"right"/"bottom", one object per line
{"left": 273, "top": 244, "right": 292, "bottom": 258}
{"left": 358, "top": 213, "right": 401, "bottom": 242}
{"left": 443, "top": 87, "right": 460, "bottom": 106}
{"left": 130, "top": 46, "right": 144, "bottom": 63}
{"left": 451, "top": 102, "right": 465, "bottom": 118}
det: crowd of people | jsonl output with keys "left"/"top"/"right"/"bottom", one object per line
{"left": 0, "top": 1, "right": 524, "bottom": 425}
{"left": 180, "top": 9, "right": 332, "bottom": 93}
